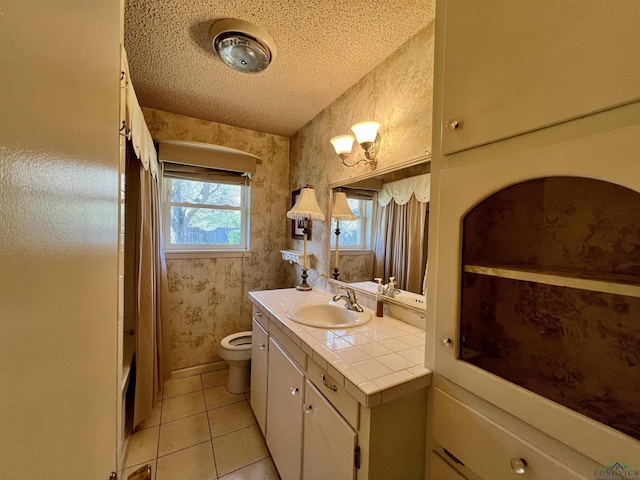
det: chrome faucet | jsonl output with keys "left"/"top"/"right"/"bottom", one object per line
{"left": 332, "top": 286, "right": 364, "bottom": 313}
{"left": 383, "top": 276, "right": 400, "bottom": 298}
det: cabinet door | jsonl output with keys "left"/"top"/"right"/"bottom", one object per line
{"left": 250, "top": 318, "right": 268, "bottom": 435}
{"left": 440, "top": 0, "right": 640, "bottom": 155}
{"left": 303, "top": 380, "right": 357, "bottom": 480}
{"left": 266, "top": 338, "right": 304, "bottom": 480}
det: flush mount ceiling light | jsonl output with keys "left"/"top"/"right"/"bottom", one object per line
{"left": 209, "top": 18, "right": 277, "bottom": 74}
{"left": 330, "top": 121, "right": 381, "bottom": 170}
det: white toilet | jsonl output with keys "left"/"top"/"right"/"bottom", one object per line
{"left": 219, "top": 331, "right": 252, "bottom": 394}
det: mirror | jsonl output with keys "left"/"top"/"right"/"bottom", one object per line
{"left": 328, "top": 159, "right": 430, "bottom": 295}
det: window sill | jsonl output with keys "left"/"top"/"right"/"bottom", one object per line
{"left": 330, "top": 249, "right": 372, "bottom": 256}
{"left": 164, "top": 250, "right": 252, "bottom": 260}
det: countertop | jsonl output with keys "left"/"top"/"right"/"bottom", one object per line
{"left": 249, "top": 288, "right": 432, "bottom": 408}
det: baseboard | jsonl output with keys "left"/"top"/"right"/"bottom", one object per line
{"left": 170, "top": 361, "right": 228, "bottom": 380}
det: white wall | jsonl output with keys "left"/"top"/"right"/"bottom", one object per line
{"left": 0, "top": 1, "right": 121, "bottom": 478}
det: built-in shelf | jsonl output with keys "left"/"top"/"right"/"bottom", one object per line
{"left": 464, "top": 264, "right": 640, "bottom": 298}
{"left": 280, "top": 249, "right": 310, "bottom": 266}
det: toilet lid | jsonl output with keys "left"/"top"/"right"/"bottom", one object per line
{"left": 222, "top": 331, "right": 252, "bottom": 350}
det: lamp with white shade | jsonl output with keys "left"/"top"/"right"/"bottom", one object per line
{"left": 331, "top": 191, "right": 357, "bottom": 280}
{"left": 286, "top": 186, "right": 325, "bottom": 290}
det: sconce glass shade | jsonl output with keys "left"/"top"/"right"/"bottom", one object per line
{"left": 287, "top": 187, "right": 325, "bottom": 221}
{"left": 330, "top": 135, "right": 355, "bottom": 156}
{"left": 351, "top": 121, "right": 380, "bottom": 144}
{"left": 332, "top": 192, "right": 357, "bottom": 221}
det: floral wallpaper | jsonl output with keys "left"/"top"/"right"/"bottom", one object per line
{"left": 333, "top": 252, "right": 373, "bottom": 284}
{"left": 288, "top": 23, "right": 435, "bottom": 288}
{"left": 460, "top": 176, "right": 640, "bottom": 440}
{"left": 143, "top": 108, "right": 290, "bottom": 369}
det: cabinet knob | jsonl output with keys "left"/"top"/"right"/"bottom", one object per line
{"left": 446, "top": 119, "right": 460, "bottom": 130}
{"left": 441, "top": 337, "right": 453, "bottom": 347}
{"left": 255, "top": 311, "right": 262, "bottom": 317}
{"left": 510, "top": 458, "right": 527, "bottom": 474}
{"left": 259, "top": 343, "right": 266, "bottom": 350}
{"left": 290, "top": 387, "right": 299, "bottom": 396}
{"left": 303, "top": 404, "right": 313, "bottom": 414}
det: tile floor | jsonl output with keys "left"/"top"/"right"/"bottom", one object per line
{"left": 122, "top": 369, "right": 281, "bottom": 480}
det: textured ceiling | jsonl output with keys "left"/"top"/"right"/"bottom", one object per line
{"left": 124, "top": 0, "right": 435, "bottom": 137}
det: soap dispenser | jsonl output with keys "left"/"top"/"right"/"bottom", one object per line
{"left": 374, "top": 277, "right": 384, "bottom": 317}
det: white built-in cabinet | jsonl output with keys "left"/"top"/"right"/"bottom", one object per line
{"left": 430, "top": 0, "right": 640, "bottom": 478}
{"left": 439, "top": 0, "right": 640, "bottom": 155}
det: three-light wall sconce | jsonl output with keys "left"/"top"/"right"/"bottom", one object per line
{"left": 330, "top": 121, "right": 380, "bottom": 170}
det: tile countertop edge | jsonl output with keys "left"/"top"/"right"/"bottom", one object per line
{"left": 249, "top": 288, "right": 433, "bottom": 407}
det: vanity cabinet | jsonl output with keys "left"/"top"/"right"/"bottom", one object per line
{"left": 248, "top": 296, "right": 428, "bottom": 480}
{"left": 266, "top": 337, "right": 305, "bottom": 480}
{"left": 250, "top": 317, "right": 268, "bottom": 434}
{"left": 438, "top": 0, "right": 640, "bottom": 155}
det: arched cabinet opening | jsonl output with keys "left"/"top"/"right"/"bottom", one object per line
{"left": 459, "top": 177, "right": 640, "bottom": 440}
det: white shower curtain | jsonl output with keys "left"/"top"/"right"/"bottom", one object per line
{"left": 126, "top": 144, "right": 173, "bottom": 429}
{"left": 372, "top": 196, "right": 428, "bottom": 293}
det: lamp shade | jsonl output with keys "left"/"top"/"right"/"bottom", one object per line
{"left": 351, "top": 121, "right": 380, "bottom": 144}
{"left": 330, "top": 135, "right": 355, "bottom": 156}
{"left": 332, "top": 192, "right": 357, "bottom": 221}
{"left": 287, "top": 187, "right": 325, "bottom": 220}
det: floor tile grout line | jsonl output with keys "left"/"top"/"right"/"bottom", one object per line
{"left": 155, "top": 438, "right": 214, "bottom": 460}
{"left": 200, "top": 374, "right": 220, "bottom": 479}
{"left": 156, "top": 398, "right": 246, "bottom": 427}
{"left": 162, "top": 387, "right": 204, "bottom": 401}
{"left": 202, "top": 374, "right": 221, "bottom": 479}
{"left": 221, "top": 453, "right": 273, "bottom": 478}
{"left": 160, "top": 406, "right": 209, "bottom": 426}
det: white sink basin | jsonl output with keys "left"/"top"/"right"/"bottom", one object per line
{"left": 286, "top": 302, "right": 371, "bottom": 329}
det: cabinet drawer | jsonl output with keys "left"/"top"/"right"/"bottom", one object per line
{"left": 432, "top": 388, "right": 583, "bottom": 480}
{"left": 252, "top": 304, "right": 269, "bottom": 330}
{"left": 307, "top": 358, "right": 359, "bottom": 430}
{"left": 269, "top": 323, "right": 306, "bottom": 370}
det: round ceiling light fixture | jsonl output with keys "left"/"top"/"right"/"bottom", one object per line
{"left": 208, "top": 18, "right": 277, "bottom": 74}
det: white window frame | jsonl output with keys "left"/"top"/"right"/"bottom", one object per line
{"left": 330, "top": 197, "right": 373, "bottom": 250}
{"left": 162, "top": 175, "right": 250, "bottom": 254}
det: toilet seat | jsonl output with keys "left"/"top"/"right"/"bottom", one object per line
{"left": 221, "top": 331, "right": 252, "bottom": 350}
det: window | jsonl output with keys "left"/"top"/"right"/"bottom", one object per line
{"left": 163, "top": 176, "right": 249, "bottom": 250}
{"left": 330, "top": 197, "right": 373, "bottom": 249}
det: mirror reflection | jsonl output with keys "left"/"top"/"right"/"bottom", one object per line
{"left": 328, "top": 161, "right": 430, "bottom": 295}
